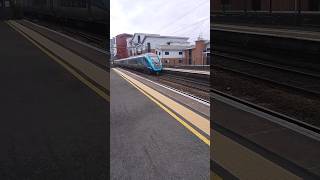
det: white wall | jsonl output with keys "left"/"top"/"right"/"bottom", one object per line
{"left": 110, "top": 38, "right": 116, "bottom": 58}
{"left": 131, "top": 33, "right": 147, "bottom": 44}
{"left": 155, "top": 49, "right": 185, "bottom": 59}
{"left": 143, "top": 37, "right": 189, "bottom": 50}
{"left": 206, "top": 43, "right": 210, "bottom": 51}
{"left": 130, "top": 33, "right": 189, "bottom": 56}
{"left": 126, "top": 37, "right": 132, "bottom": 56}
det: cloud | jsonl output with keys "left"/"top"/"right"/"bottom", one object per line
{"left": 110, "top": 0, "right": 210, "bottom": 43}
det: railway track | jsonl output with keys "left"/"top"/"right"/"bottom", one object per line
{"left": 213, "top": 51, "right": 320, "bottom": 78}
{"left": 159, "top": 73, "right": 210, "bottom": 93}
{"left": 62, "top": 28, "right": 104, "bottom": 45}
{"left": 211, "top": 88, "right": 320, "bottom": 135}
{"left": 115, "top": 67, "right": 210, "bottom": 100}
{"left": 25, "top": 18, "right": 105, "bottom": 49}
{"left": 213, "top": 51, "right": 320, "bottom": 97}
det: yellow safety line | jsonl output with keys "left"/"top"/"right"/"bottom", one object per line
{"left": 6, "top": 20, "right": 109, "bottom": 102}
{"left": 212, "top": 174, "right": 223, "bottom": 180}
{"left": 116, "top": 68, "right": 210, "bottom": 135}
{"left": 211, "top": 170, "right": 224, "bottom": 180}
{"left": 114, "top": 68, "right": 210, "bottom": 146}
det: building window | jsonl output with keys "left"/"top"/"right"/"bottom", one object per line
{"left": 138, "top": 35, "right": 140, "bottom": 43}
{"left": 159, "top": 52, "right": 161, "bottom": 55}
{"left": 179, "top": 59, "right": 182, "bottom": 63}
{"left": 179, "top": 52, "right": 182, "bottom": 55}
{"left": 165, "top": 52, "right": 169, "bottom": 55}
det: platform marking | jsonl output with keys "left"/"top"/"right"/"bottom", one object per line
{"left": 163, "top": 67, "right": 210, "bottom": 75}
{"left": 8, "top": 20, "right": 109, "bottom": 90}
{"left": 211, "top": 24, "right": 320, "bottom": 42}
{"left": 212, "top": 172, "right": 223, "bottom": 180}
{"left": 212, "top": 130, "right": 302, "bottom": 180}
{"left": 122, "top": 69, "right": 210, "bottom": 106}
{"left": 114, "top": 68, "right": 210, "bottom": 146}
{"left": 6, "top": 20, "right": 109, "bottom": 101}
{"left": 23, "top": 19, "right": 107, "bottom": 54}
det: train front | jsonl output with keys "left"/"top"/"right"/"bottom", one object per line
{"left": 146, "top": 53, "right": 162, "bottom": 73}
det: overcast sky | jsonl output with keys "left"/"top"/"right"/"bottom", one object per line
{"left": 110, "top": 0, "right": 210, "bottom": 43}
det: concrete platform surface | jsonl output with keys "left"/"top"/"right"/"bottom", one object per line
{"left": 110, "top": 69, "right": 209, "bottom": 180}
{"left": 0, "top": 21, "right": 108, "bottom": 179}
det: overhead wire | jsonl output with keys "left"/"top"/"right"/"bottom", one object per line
{"left": 170, "top": 17, "right": 209, "bottom": 35}
{"left": 158, "top": 0, "right": 209, "bottom": 34}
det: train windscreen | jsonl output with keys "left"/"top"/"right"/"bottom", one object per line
{"left": 149, "top": 55, "right": 160, "bottom": 64}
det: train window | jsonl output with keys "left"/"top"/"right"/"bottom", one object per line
{"left": 138, "top": 57, "right": 143, "bottom": 64}
{"left": 165, "top": 52, "right": 169, "bottom": 55}
{"left": 149, "top": 55, "right": 160, "bottom": 63}
{"left": 134, "top": 58, "right": 139, "bottom": 64}
{"left": 143, "top": 57, "right": 148, "bottom": 65}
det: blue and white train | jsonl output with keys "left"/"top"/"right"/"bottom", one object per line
{"left": 114, "top": 53, "right": 163, "bottom": 74}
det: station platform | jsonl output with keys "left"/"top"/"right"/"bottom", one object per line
{"left": 111, "top": 68, "right": 209, "bottom": 179}
{"left": 212, "top": 23, "right": 320, "bottom": 42}
{"left": 211, "top": 91, "right": 320, "bottom": 179}
{"left": 18, "top": 19, "right": 108, "bottom": 69}
{"left": 0, "top": 20, "right": 108, "bottom": 178}
{"left": 163, "top": 67, "right": 210, "bottom": 75}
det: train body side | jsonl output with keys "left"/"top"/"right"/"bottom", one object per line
{"left": 114, "top": 53, "right": 163, "bottom": 74}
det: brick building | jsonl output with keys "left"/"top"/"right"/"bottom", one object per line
{"left": 115, "top": 33, "right": 132, "bottom": 59}
{"left": 184, "top": 38, "right": 210, "bottom": 65}
{"left": 115, "top": 32, "right": 210, "bottom": 66}
{"left": 213, "top": 0, "right": 320, "bottom": 12}
{"left": 126, "top": 33, "right": 191, "bottom": 65}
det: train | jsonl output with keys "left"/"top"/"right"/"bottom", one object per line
{"left": 114, "top": 53, "right": 163, "bottom": 74}
{"left": 21, "top": 0, "right": 107, "bottom": 26}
